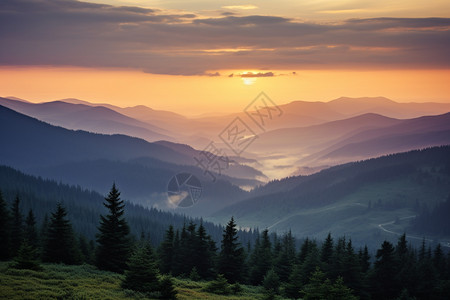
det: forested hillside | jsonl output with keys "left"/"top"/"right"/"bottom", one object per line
{"left": 2, "top": 184, "right": 450, "bottom": 300}
{"left": 213, "top": 146, "right": 450, "bottom": 247}
{"left": 0, "top": 165, "right": 257, "bottom": 246}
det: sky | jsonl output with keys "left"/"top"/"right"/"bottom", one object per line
{"left": 0, "top": 0, "right": 449, "bottom": 115}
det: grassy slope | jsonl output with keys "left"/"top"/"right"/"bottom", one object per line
{"left": 0, "top": 262, "right": 266, "bottom": 300}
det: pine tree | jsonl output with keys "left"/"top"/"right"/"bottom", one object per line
{"left": 359, "top": 245, "right": 371, "bottom": 274}
{"left": 284, "top": 263, "right": 303, "bottom": 299}
{"left": 195, "top": 222, "right": 216, "bottom": 279}
{"left": 11, "top": 240, "right": 41, "bottom": 271}
{"left": 42, "top": 203, "right": 81, "bottom": 264}
{"left": 396, "top": 234, "right": 408, "bottom": 261}
{"left": 96, "top": 184, "right": 131, "bottom": 273}
{"left": 416, "top": 243, "right": 437, "bottom": 299}
{"left": 122, "top": 243, "right": 160, "bottom": 293}
{"left": 158, "top": 225, "right": 175, "bottom": 274}
{"left": 171, "top": 229, "right": 183, "bottom": 276}
{"left": 329, "top": 277, "right": 359, "bottom": 300}
{"left": 79, "top": 234, "right": 94, "bottom": 264}
{"left": 175, "top": 223, "right": 191, "bottom": 276}
{"left": 301, "top": 267, "right": 329, "bottom": 300}
{"left": 0, "top": 190, "right": 11, "bottom": 260}
{"left": 263, "top": 268, "right": 280, "bottom": 295}
{"left": 341, "top": 239, "right": 362, "bottom": 294}
{"left": 370, "top": 240, "right": 400, "bottom": 299}
{"left": 10, "top": 195, "right": 23, "bottom": 257}
{"left": 302, "top": 268, "right": 358, "bottom": 300}
{"left": 159, "top": 275, "right": 178, "bottom": 300}
{"left": 433, "top": 243, "right": 446, "bottom": 279}
{"left": 298, "top": 238, "right": 313, "bottom": 265}
{"left": 299, "top": 243, "right": 322, "bottom": 286}
{"left": 395, "top": 234, "right": 415, "bottom": 295}
{"left": 218, "top": 217, "right": 245, "bottom": 283}
{"left": 25, "top": 209, "right": 39, "bottom": 251}
{"left": 321, "top": 233, "right": 334, "bottom": 268}
{"left": 204, "top": 274, "right": 231, "bottom": 295}
{"left": 274, "top": 230, "right": 296, "bottom": 283}
{"left": 249, "top": 229, "right": 272, "bottom": 285}
{"left": 39, "top": 213, "right": 49, "bottom": 256}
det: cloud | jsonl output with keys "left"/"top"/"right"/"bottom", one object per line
{"left": 0, "top": 0, "right": 449, "bottom": 75}
{"left": 222, "top": 5, "right": 258, "bottom": 10}
{"left": 206, "top": 72, "right": 220, "bottom": 76}
{"left": 193, "top": 15, "right": 290, "bottom": 26}
{"left": 221, "top": 11, "right": 236, "bottom": 16}
{"left": 239, "top": 72, "right": 275, "bottom": 77}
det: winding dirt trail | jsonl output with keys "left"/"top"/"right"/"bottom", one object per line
{"left": 377, "top": 215, "right": 450, "bottom": 248}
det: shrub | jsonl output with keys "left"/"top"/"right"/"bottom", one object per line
{"left": 203, "top": 274, "right": 231, "bottom": 295}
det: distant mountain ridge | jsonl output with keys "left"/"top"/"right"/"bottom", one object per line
{"left": 4, "top": 96, "right": 450, "bottom": 150}
{"left": 211, "top": 146, "right": 450, "bottom": 248}
{"left": 0, "top": 104, "right": 262, "bottom": 216}
{"left": 3, "top": 96, "right": 450, "bottom": 181}
{"left": 0, "top": 104, "right": 189, "bottom": 168}
{"left": 0, "top": 97, "right": 173, "bottom": 142}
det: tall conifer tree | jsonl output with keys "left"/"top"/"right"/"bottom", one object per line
{"left": 42, "top": 203, "right": 80, "bottom": 264}
{"left": 10, "top": 195, "right": 23, "bottom": 257}
{"left": 218, "top": 217, "right": 245, "bottom": 283}
{"left": 96, "top": 183, "right": 131, "bottom": 273}
{"left": 158, "top": 225, "right": 175, "bottom": 274}
{"left": 25, "top": 209, "right": 39, "bottom": 251}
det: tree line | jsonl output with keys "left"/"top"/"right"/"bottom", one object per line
{"left": 0, "top": 164, "right": 259, "bottom": 246}
{"left": 1, "top": 185, "right": 450, "bottom": 299}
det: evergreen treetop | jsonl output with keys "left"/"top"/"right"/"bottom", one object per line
{"left": 96, "top": 183, "right": 131, "bottom": 273}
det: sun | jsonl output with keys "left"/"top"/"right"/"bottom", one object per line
{"left": 241, "top": 71, "right": 257, "bottom": 85}
{"left": 242, "top": 77, "right": 256, "bottom": 85}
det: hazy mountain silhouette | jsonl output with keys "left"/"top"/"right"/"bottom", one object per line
{"left": 0, "top": 97, "right": 173, "bottom": 142}
{"left": 0, "top": 104, "right": 189, "bottom": 168}
{"left": 4, "top": 96, "right": 450, "bottom": 181}
{"left": 0, "top": 104, "right": 262, "bottom": 215}
{"left": 254, "top": 113, "right": 402, "bottom": 153}
{"left": 295, "top": 112, "right": 450, "bottom": 168}
{"left": 328, "top": 96, "right": 450, "bottom": 118}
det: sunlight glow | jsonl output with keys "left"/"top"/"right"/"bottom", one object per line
{"left": 242, "top": 77, "right": 257, "bottom": 85}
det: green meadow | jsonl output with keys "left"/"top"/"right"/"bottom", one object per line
{"left": 0, "top": 262, "right": 269, "bottom": 300}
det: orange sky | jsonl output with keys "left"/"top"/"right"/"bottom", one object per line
{"left": 1, "top": 67, "right": 449, "bottom": 115}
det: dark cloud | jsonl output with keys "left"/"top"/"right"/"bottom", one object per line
{"left": 206, "top": 72, "right": 220, "bottom": 76}
{"left": 239, "top": 72, "right": 275, "bottom": 77}
{"left": 0, "top": 0, "right": 449, "bottom": 75}
{"left": 221, "top": 11, "right": 236, "bottom": 16}
{"left": 193, "top": 15, "right": 290, "bottom": 26}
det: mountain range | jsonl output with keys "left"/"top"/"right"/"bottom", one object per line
{"left": 3, "top": 96, "right": 450, "bottom": 180}
{"left": 1, "top": 95, "right": 450, "bottom": 246}
{"left": 0, "top": 104, "right": 258, "bottom": 216}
